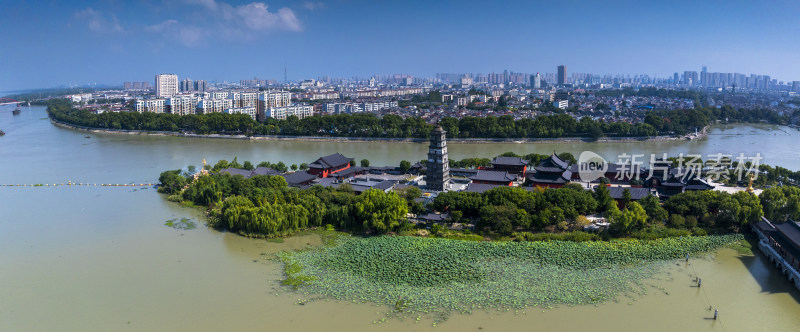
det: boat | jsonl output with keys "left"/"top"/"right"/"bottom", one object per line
{"left": 13, "top": 107, "right": 21, "bottom": 115}
{"left": 0, "top": 129, "right": 5, "bottom": 136}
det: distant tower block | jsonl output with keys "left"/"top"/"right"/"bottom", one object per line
{"left": 426, "top": 125, "right": 451, "bottom": 191}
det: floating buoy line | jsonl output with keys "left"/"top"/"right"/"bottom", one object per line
{"left": 1, "top": 181, "right": 156, "bottom": 187}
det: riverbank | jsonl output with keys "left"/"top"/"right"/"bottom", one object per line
{"left": 49, "top": 117, "right": 707, "bottom": 144}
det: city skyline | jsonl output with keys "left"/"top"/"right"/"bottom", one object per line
{"left": 2, "top": 0, "right": 800, "bottom": 91}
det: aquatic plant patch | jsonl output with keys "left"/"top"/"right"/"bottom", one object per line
{"left": 277, "top": 234, "right": 742, "bottom": 314}
{"left": 164, "top": 218, "right": 196, "bottom": 230}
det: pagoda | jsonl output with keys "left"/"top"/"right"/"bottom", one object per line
{"left": 426, "top": 125, "right": 451, "bottom": 191}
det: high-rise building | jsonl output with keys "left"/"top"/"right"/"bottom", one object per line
{"left": 180, "top": 78, "right": 193, "bottom": 93}
{"left": 155, "top": 74, "right": 179, "bottom": 98}
{"left": 426, "top": 125, "right": 450, "bottom": 192}
{"left": 683, "top": 71, "right": 698, "bottom": 85}
{"left": 257, "top": 90, "right": 292, "bottom": 121}
{"left": 700, "top": 65, "right": 708, "bottom": 86}
{"left": 194, "top": 80, "right": 207, "bottom": 92}
{"left": 534, "top": 73, "right": 541, "bottom": 89}
{"left": 557, "top": 65, "right": 567, "bottom": 85}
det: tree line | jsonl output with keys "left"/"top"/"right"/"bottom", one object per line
{"left": 433, "top": 183, "right": 762, "bottom": 238}
{"left": 47, "top": 98, "right": 789, "bottom": 139}
{"left": 159, "top": 168, "right": 409, "bottom": 237}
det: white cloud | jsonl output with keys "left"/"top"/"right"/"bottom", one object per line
{"left": 144, "top": 19, "right": 178, "bottom": 33}
{"left": 145, "top": 20, "right": 203, "bottom": 47}
{"left": 145, "top": 1, "right": 303, "bottom": 47}
{"left": 303, "top": 2, "right": 325, "bottom": 10}
{"left": 74, "top": 7, "right": 123, "bottom": 33}
{"left": 182, "top": 0, "right": 219, "bottom": 11}
{"left": 236, "top": 3, "right": 301, "bottom": 31}
{"left": 185, "top": 0, "right": 302, "bottom": 32}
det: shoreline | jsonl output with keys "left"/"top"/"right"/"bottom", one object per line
{"left": 49, "top": 117, "right": 710, "bottom": 144}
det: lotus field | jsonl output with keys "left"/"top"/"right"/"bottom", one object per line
{"left": 277, "top": 234, "right": 742, "bottom": 315}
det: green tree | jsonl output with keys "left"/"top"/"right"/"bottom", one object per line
{"left": 760, "top": 187, "right": 800, "bottom": 222}
{"left": 291, "top": 164, "right": 298, "bottom": 171}
{"left": 229, "top": 157, "right": 243, "bottom": 169}
{"left": 399, "top": 160, "right": 411, "bottom": 173}
{"left": 361, "top": 159, "right": 370, "bottom": 167}
{"left": 668, "top": 214, "right": 686, "bottom": 228}
{"left": 212, "top": 160, "right": 229, "bottom": 172}
{"left": 158, "top": 170, "right": 187, "bottom": 194}
{"left": 497, "top": 96, "right": 508, "bottom": 108}
{"left": 429, "top": 90, "right": 442, "bottom": 103}
{"left": 242, "top": 161, "right": 254, "bottom": 171}
{"left": 594, "top": 185, "right": 615, "bottom": 213}
{"left": 609, "top": 202, "right": 648, "bottom": 235}
{"left": 588, "top": 125, "right": 604, "bottom": 140}
{"left": 639, "top": 194, "right": 668, "bottom": 224}
{"left": 621, "top": 188, "right": 632, "bottom": 209}
{"left": 353, "top": 189, "right": 408, "bottom": 233}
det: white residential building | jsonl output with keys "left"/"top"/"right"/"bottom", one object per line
{"left": 257, "top": 90, "right": 292, "bottom": 121}
{"left": 224, "top": 107, "right": 257, "bottom": 120}
{"left": 166, "top": 94, "right": 200, "bottom": 115}
{"left": 212, "top": 91, "right": 230, "bottom": 99}
{"left": 155, "top": 74, "right": 179, "bottom": 98}
{"left": 134, "top": 99, "right": 166, "bottom": 113}
{"left": 265, "top": 105, "right": 313, "bottom": 120}
{"left": 229, "top": 92, "right": 259, "bottom": 108}
{"left": 323, "top": 101, "right": 398, "bottom": 114}
{"left": 196, "top": 98, "right": 233, "bottom": 114}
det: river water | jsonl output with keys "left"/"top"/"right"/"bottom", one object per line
{"left": 1, "top": 106, "right": 799, "bottom": 331}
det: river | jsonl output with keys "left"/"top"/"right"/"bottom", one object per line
{"left": 1, "top": 106, "right": 799, "bottom": 331}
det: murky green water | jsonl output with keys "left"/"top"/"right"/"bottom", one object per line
{"left": 1, "top": 106, "right": 799, "bottom": 331}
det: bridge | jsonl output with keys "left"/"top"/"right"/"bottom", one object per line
{"left": 0, "top": 98, "right": 20, "bottom": 106}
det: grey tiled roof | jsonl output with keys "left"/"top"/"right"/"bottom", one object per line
{"left": 469, "top": 170, "right": 517, "bottom": 183}
{"left": 281, "top": 171, "right": 317, "bottom": 185}
{"left": 606, "top": 186, "right": 652, "bottom": 200}
{"left": 491, "top": 156, "right": 529, "bottom": 166}
{"left": 417, "top": 212, "right": 449, "bottom": 222}
{"left": 464, "top": 183, "right": 502, "bottom": 193}
{"left": 219, "top": 168, "right": 253, "bottom": 178}
{"left": 252, "top": 167, "right": 280, "bottom": 176}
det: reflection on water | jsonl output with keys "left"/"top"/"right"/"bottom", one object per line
{"left": 1, "top": 106, "right": 799, "bottom": 331}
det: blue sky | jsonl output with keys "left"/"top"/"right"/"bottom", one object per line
{"left": 1, "top": 0, "right": 799, "bottom": 91}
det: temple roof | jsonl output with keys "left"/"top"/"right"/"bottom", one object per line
{"left": 307, "top": 153, "right": 353, "bottom": 169}
{"left": 469, "top": 170, "right": 517, "bottom": 183}
{"left": 527, "top": 169, "right": 573, "bottom": 184}
{"left": 536, "top": 153, "right": 569, "bottom": 172}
